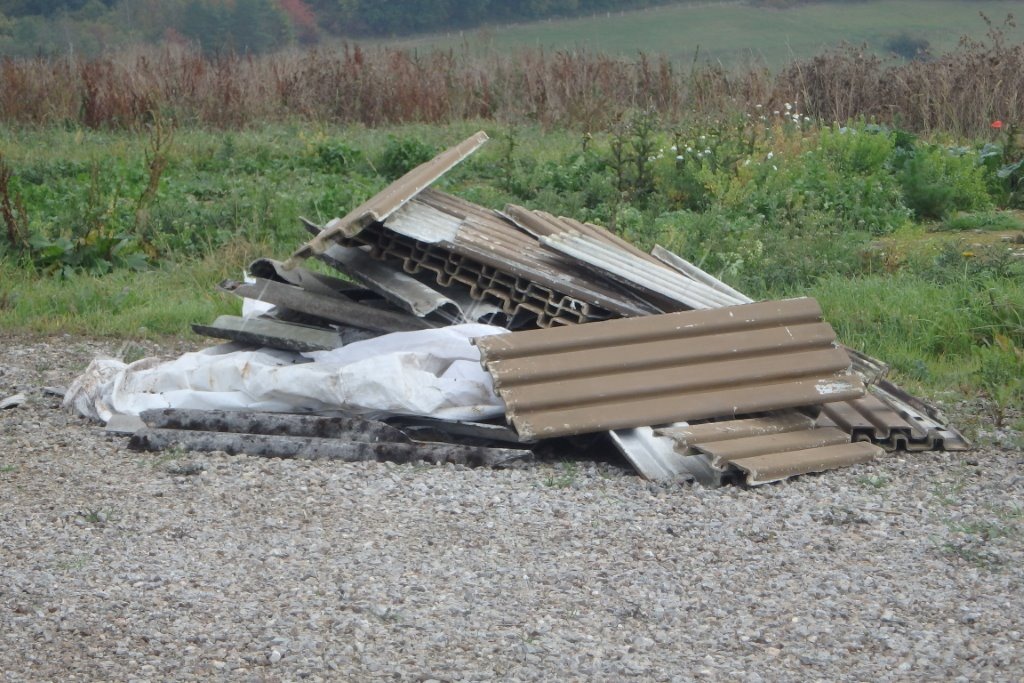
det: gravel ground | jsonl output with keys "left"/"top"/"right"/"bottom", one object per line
{"left": 2, "top": 334, "right": 1023, "bottom": 682}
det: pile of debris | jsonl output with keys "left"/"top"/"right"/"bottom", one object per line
{"left": 69, "top": 132, "right": 968, "bottom": 486}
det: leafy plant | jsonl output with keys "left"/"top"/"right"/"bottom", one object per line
{"left": 973, "top": 335, "right": 1024, "bottom": 428}
{"left": 897, "top": 144, "right": 992, "bottom": 220}
{"left": 379, "top": 135, "right": 435, "bottom": 180}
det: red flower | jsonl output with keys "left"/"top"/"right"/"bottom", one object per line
{"left": 991, "top": 120, "right": 1004, "bottom": 129}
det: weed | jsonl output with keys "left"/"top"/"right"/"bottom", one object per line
{"left": 973, "top": 335, "right": 1024, "bottom": 428}
{"left": 544, "top": 461, "right": 579, "bottom": 489}
{"left": 857, "top": 474, "right": 891, "bottom": 489}
{"left": 0, "top": 153, "right": 28, "bottom": 252}
{"left": 379, "top": 135, "right": 436, "bottom": 180}
{"left": 0, "top": 464, "right": 16, "bottom": 473}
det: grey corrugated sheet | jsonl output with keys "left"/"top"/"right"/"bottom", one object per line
{"left": 220, "top": 278, "right": 431, "bottom": 333}
{"left": 650, "top": 245, "right": 753, "bottom": 305}
{"left": 286, "top": 131, "right": 489, "bottom": 265}
{"left": 541, "top": 231, "right": 746, "bottom": 310}
{"left": 608, "top": 426, "right": 693, "bottom": 482}
{"left": 314, "top": 242, "right": 465, "bottom": 321}
{"left": 504, "top": 205, "right": 664, "bottom": 267}
{"left": 474, "top": 298, "right": 865, "bottom": 440}
{"left": 656, "top": 412, "right": 881, "bottom": 485}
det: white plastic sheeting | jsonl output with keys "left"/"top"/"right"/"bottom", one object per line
{"left": 64, "top": 324, "right": 509, "bottom": 424}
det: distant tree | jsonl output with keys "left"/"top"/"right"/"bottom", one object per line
{"left": 278, "top": 0, "right": 319, "bottom": 43}
{"left": 885, "top": 32, "right": 930, "bottom": 60}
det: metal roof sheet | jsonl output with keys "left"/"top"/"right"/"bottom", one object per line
{"left": 474, "top": 298, "right": 865, "bottom": 440}
{"left": 540, "top": 231, "right": 739, "bottom": 310}
{"left": 820, "top": 386, "right": 970, "bottom": 452}
{"left": 655, "top": 412, "right": 881, "bottom": 486}
{"left": 286, "top": 131, "right": 488, "bottom": 265}
{"left": 220, "top": 277, "right": 431, "bottom": 333}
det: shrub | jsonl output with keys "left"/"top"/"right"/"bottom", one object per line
{"left": 897, "top": 145, "right": 993, "bottom": 220}
{"left": 378, "top": 135, "right": 436, "bottom": 180}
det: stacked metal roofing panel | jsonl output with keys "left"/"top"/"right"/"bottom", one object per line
{"left": 656, "top": 412, "right": 882, "bottom": 485}
{"left": 179, "top": 130, "right": 967, "bottom": 486}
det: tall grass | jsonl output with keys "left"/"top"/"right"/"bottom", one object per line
{"left": 0, "top": 19, "right": 1020, "bottom": 135}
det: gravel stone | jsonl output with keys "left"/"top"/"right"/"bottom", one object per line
{"left": 1, "top": 334, "right": 1023, "bottom": 681}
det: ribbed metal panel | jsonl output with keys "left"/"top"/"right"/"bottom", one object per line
{"left": 504, "top": 205, "right": 663, "bottom": 267}
{"left": 655, "top": 412, "right": 881, "bottom": 486}
{"left": 541, "top": 231, "right": 739, "bottom": 310}
{"left": 287, "top": 131, "right": 488, "bottom": 264}
{"left": 819, "top": 387, "right": 970, "bottom": 452}
{"left": 735, "top": 442, "right": 880, "bottom": 485}
{"left": 650, "top": 245, "right": 752, "bottom": 305}
{"left": 475, "top": 298, "right": 865, "bottom": 440}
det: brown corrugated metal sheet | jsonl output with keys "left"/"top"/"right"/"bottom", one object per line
{"left": 656, "top": 412, "right": 881, "bottom": 485}
{"left": 819, "top": 387, "right": 970, "bottom": 452}
{"left": 474, "top": 298, "right": 865, "bottom": 440}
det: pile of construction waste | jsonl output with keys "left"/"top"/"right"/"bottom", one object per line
{"left": 65, "top": 132, "right": 968, "bottom": 486}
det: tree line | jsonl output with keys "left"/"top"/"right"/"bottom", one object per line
{"left": 0, "top": 0, "right": 889, "bottom": 56}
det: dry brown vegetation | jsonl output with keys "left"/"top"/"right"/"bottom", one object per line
{"left": 0, "top": 19, "right": 1020, "bottom": 134}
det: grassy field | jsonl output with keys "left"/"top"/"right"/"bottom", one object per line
{"left": 1, "top": 119, "right": 1022, "bottom": 422}
{"left": 374, "top": 0, "right": 1024, "bottom": 68}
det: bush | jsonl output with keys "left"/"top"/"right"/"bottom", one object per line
{"left": 897, "top": 145, "right": 992, "bottom": 219}
{"left": 379, "top": 135, "right": 436, "bottom": 180}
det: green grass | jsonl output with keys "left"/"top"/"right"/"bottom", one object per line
{"left": 3, "top": 119, "right": 1022, "bottom": 409}
{"left": 938, "top": 210, "right": 1024, "bottom": 232}
{"left": 371, "top": 1, "right": 1024, "bottom": 69}
{"left": 0, "top": 252, "right": 243, "bottom": 338}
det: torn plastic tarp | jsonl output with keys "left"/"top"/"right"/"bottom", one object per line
{"left": 64, "top": 324, "right": 509, "bottom": 424}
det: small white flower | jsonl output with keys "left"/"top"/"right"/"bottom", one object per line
{"left": 766, "top": 151, "right": 773, "bottom": 160}
{"left": 772, "top": 165, "right": 778, "bottom": 171}
{"left": 804, "top": 116, "right": 812, "bottom": 123}
{"left": 755, "top": 103, "right": 763, "bottom": 109}
{"left": 670, "top": 145, "right": 677, "bottom": 152}
{"left": 676, "top": 154, "right": 684, "bottom": 160}
{"left": 774, "top": 110, "right": 781, "bottom": 116}
{"left": 784, "top": 102, "right": 792, "bottom": 111}
{"left": 704, "top": 148, "right": 711, "bottom": 155}
{"left": 696, "top": 152, "right": 703, "bottom": 158}
{"left": 743, "top": 159, "right": 751, "bottom": 166}
{"left": 686, "top": 146, "right": 693, "bottom": 153}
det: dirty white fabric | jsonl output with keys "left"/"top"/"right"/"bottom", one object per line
{"left": 64, "top": 324, "right": 509, "bottom": 424}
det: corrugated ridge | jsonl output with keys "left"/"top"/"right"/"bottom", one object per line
{"left": 733, "top": 442, "right": 881, "bottom": 485}
{"left": 486, "top": 322, "right": 837, "bottom": 385}
{"left": 476, "top": 298, "right": 824, "bottom": 360}
{"left": 508, "top": 375, "right": 864, "bottom": 440}
{"left": 541, "top": 231, "right": 739, "bottom": 310}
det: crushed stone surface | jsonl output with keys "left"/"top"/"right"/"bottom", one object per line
{"left": 2, "top": 334, "right": 1023, "bottom": 682}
